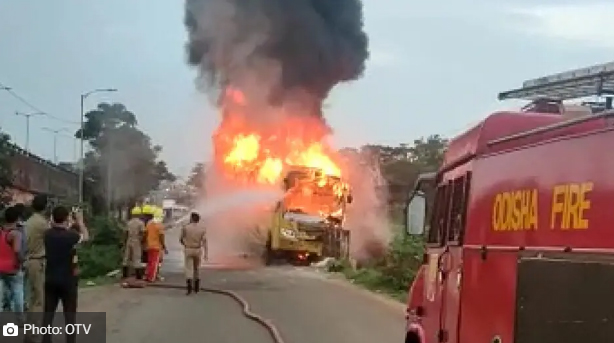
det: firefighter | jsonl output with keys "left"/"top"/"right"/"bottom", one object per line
{"left": 121, "top": 206, "right": 145, "bottom": 283}
{"left": 180, "top": 212, "right": 206, "bottom": 295}
{"left": 144, "top": 206, "right": 166, "bottom": 282}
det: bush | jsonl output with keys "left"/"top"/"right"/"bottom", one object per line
{"left": 333, "top": 231, "right": 424, "bottom": 301}
{"left": 78, "top": 216, "right": 123, "bottom": 279}
{"left": 78, "top": 244, "right": 122, "bottom": 279}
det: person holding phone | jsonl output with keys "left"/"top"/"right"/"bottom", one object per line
{"left": 42, "top": 206, "right": 89, "bottom": 343}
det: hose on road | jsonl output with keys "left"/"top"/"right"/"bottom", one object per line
{"left": 149, "top": 283, "right": 285, "bottom": 343}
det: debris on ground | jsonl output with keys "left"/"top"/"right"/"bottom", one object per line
{"left": 312, "top": 257, "right": 336, "bottom": 269}
{"left": 107, "top": 269, "right": 121, "bottom": 277}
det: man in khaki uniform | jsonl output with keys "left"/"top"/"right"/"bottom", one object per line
{"left": 24, "top": 195, "right": 49, "bottom": 343}
{"left": 122, "top": 207, "right": 145, "bottom": 281}
{"left": 180, "top": 212, "right": 206, "bottom": 295}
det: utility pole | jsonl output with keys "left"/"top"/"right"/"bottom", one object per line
{"left": 107, "top": 139, "right": 113, "bottom": 213}
{"left": 72, "top": 137, "right": 77, "bottom": 162}
{"left": 42, "top": 127, "right": 68, "bottom": 163}
{"left": 15, "top": 111, "right": 45, "bottom": 153}
{"left": 78, "top": 88, "right": 117, "bottom": 204}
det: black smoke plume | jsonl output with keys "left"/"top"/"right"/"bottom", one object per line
{"left": 184, "top": 0, "right": 369, "bottom": 115}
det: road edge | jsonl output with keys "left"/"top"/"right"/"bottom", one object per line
{"left": 295, "top": 268, "right": 406, "bottom": 312}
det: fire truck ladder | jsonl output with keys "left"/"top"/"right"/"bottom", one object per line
{"left": 498, "top": 61, "right": 614, "bottom": 113}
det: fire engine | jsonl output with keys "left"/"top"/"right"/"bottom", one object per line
{"left": 403, "top": 61, "right": 614, "bottom": 343}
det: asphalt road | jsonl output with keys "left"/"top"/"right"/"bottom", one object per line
{"left": 80, "top": 226, "right": 407, "bottom": 343}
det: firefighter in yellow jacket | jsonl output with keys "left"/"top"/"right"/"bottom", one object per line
{"left": 122, "top": 206, "right": 145, "bottom": 281}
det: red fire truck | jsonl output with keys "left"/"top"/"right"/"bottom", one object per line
{"left": 403, "top": 61, "right": 614, "bottom": 343}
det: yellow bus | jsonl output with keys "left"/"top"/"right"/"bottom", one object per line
{"left": 263, "top": 166, "right": 353, "bottom": 265}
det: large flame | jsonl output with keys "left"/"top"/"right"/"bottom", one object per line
{"left": 214, "top": 87, "right": 342, "bottom": 185}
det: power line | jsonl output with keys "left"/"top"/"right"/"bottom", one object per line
{"left": 0, "top": 81, "right": 79, "bottom": 125}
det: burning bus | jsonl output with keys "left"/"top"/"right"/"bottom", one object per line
{"left": 403, "top": 61, "right": 614, "bottom": 343}
{"left": 264, "top": 166, "right": 352, "bottom": 264}
{"left": 212, "top": 87, "right": 353, "bottom": 263}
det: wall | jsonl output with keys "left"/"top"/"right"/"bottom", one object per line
{"left": 8, "top": 144, "right": 78, "bottom": 200}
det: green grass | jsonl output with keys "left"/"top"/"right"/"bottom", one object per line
{"left": 329, "top": 230, "right": 424, "bottom": 303}
{"left": 345, "top": 267, "right": 408, "bottom": 302}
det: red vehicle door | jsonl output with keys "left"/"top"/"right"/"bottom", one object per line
{"left": 422, "top": 183, "right": 451, "bottom": 343}
{"left": 439, "top": 173, "right": 471, "bottom": 343}
{"left": 424, "top": 173, "right": 471, "bottom": 343}
{"left": 422, "top": 246, "right": 446, "bottom": 343}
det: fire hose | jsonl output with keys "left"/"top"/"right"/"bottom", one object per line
{"left": 149, "top": 283, "right": 285, "bottom": 343}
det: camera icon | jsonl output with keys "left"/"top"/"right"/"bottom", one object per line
{"left": 3, "top": 323, "right": 18, "bottom": 336}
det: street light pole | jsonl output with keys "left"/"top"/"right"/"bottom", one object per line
{"left": 79, "top": 94, "right": 85, "bottom": 204}
{"left": 107, "top": 139, "right": 113, "bottom": 213}
{"left": 42, "top": 127, "right": 68, "bottom": 164}
{"left": 15, "top": 111, "right": 45, "bottom": 153}
{"left": 73, "top": 138, "right": 77, "bottom": 162}
{"left": 78, "top": 88, "right": 117, "bottom": 204}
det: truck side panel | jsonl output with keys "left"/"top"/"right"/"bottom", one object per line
{"left": 458, "top": 249, "right": 518, "bottom": 343}
{"left": 458, "top": 126, "right": 614, "bottom": 343}
{"left": 466, "top": 127, "right": 614, "bottom": 248}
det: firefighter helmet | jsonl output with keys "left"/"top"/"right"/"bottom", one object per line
{"left": 154, "top": 207, "right": 164, "bottom": 219}
{"left": 142, "top": 205, "right": 154, "bottom": 215}
{"left": 130, "top": 206, "right": 142, "bottom": 215}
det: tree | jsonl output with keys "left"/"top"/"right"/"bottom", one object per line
{"left": 155, "top": 160, "right": 176, "bottom": 183}
{"left": 76, "top": 103, "right": 137, "bottom": 147}
{"left": 76, "top": 102, "right": 175, "bottom": 211}
{"left": 187, "top": 162, "right": 205, "bottom": 191}
{"left": 356, "top": 135, "right": 448, "bottom": 207}
{"left": 407, "top": 135, "right": 448, "bottom": 171}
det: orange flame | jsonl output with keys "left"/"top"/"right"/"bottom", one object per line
{"left": 214, "top": 87, "right": 342, "bottom": 185}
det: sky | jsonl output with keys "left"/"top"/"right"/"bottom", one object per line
{"left": 1, "top": 0, "right": 613, "bottom": 177}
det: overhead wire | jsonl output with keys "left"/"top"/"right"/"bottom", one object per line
{"left": 0, "top": 80, "right": 79, "bottom": 125}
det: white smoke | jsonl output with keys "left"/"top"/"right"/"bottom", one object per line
{"left": 342, "top": 149, "right": 391, "bottom": 261}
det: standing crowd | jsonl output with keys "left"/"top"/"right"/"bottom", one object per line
{"left": 0, "top": 198, "right": 207, "bottom": 341}
{"left": 0, "top": 194, "right": 89, "bottom": 343}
